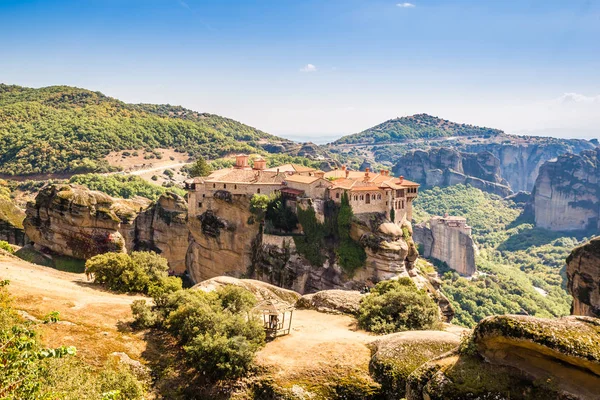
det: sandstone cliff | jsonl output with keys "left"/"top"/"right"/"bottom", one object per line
{"left": 24, "top": 184, "right": 188, "bottom": 272}
{"left": 0, "top": 195, "right": 28, "bottom": 246}
{"left": 566, "top": 236, "right": 600, "bottom": 318}
{"left": 393, "top": 148, "right": 512, "bottom": 197}
{"left": 407, "top": 315, "right": 600, "bottom": 400}
{"left": 413, "top": 216, "right": 477, "bottom": 276}
{"left": 464, "top": 138, "right": 595, "bottom": 192}
{"left": 531, "top": 148, "right": 600, "bottom": 231}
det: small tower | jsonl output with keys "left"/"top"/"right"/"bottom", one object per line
{"left": 253, "top": 157, "right": 267, "bottom": 170}
{"left": 235, "top": 154, "right": 249, "bottom": 169}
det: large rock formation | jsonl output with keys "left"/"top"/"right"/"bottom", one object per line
{"left": 370, "top": 330, "right": 461, "bottom": 399}
{"left": 24, "top": 184, "right": 189, "bottom": 272}
{"left": 0, "top": 194, "right": 28, "bottom": 246}
{"left": 464, "top": 138, "right": 595, "bottom": 192}
{"left": 407, "top": 315, "right": 600, "bottom": 400}
{"left": 531, "top": 148, "right": 600, "bottom": 231}
{"left": 413, "top": 216, "right": 477, "bottom": 276}
{"left": 192, "top": 275, "right": 301, "bottom": 305}
{"left": 393, "top": 148, "right": 512, "bottom": 197}
{"left": 186, "top": 193, "right": 259, "bottom": 283}
{"left": 567, "top": 237, "right": 600, "bottom": 318}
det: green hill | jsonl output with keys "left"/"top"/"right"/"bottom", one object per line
{"left": 0, "top": 84, "right": 287, "bottom": 175}
{"left": 334, "top": 113, "right": 503, "bottom": 144}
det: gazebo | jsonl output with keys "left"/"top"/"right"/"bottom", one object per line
{"left": 254, "top": 299, "right": 294, "bottom": 340}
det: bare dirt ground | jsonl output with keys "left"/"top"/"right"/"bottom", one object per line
{"left": 0, "top": 253, "right": 148, "bottom": 367}
{"left": 255, "top": 309, "right": 375, "bottom": 385}
{"left": 105, "top": 148, "right": 191, "bottom": 186}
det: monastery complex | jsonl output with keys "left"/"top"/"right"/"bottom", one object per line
{"left": 185, "top": 154, "right": 419, "bottom": 224}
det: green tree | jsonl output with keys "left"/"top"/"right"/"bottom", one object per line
{"left": 189, "top": 157, "right": 212, "bottom": 177}
{"left": 357, "top": 278, "right": 440, "bottom": 334}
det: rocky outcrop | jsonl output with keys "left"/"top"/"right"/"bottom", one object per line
{"left": 413, "top": 216, "right": 477, "bottom": 276}
{"left": 566, "top": 237, "right": 600, "bottom": 318}
{"left": 0, "top": 195, "right": 28, "bottom": 246}
{"left": 296, "top": 289, "right": 363, "bottom": 314}
{"left": 186, "top": 194, "right": 259, "bottom": 283}
{"left": 531, "top": 149, "right": 600, "bottom": 231}
{"left": 135, "top": 192, "right": 189, "bottom": 274}
{"left": 393, "top": 148, "right": 512, "bottom": 197}
{"left": 464, "top": 138, "right": 595, "bottom": 192}
{"left": 370, "top": 330, "right": 460, "bottom": 399}
{"left": 407, "top": 315, "right": 600, "bottom": 400}
{"left": 192, "top": 276, "right": 301, "bottom": 305}
{"left": 24, "top": 184, "right": 189, "bottom": 272}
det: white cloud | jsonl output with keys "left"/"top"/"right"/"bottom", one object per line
{"left": 300, "top": 64, "right": 317, "bottom": 73}
{"left": 396, "top": 2, "right": 415, "bottom": 8}
{"left": 556, "top": 92, "right": 600, "bottom": 105}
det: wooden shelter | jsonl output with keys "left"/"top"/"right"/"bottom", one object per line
{"left": 254, "top": 299, "right": 294, "bottom": 340}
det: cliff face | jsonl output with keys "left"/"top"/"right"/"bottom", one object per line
{"left": 413, "top": 216, "right": 477, "bottom": 276}
{"left": 566, "top": 237, "right": 600, "bottom": 318}
{"left": 186, "top": 193, "right": 260, "bottom": 283}
{"left": 393, "top": 148, "right": 512, "bottom": 197}
{"left": 0, "top": 195, "right": 28, "bottom": 246}
{"left": 464, "top": 139, "right": 595, "bottom": 192}
{"left": 24, "top": 184, "right": 188, "bottom": 271}
{"left": 531, "top": 148, "right": 600, "bottom": 231}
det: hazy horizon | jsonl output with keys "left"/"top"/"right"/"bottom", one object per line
{"left": 2, "top": 0, "right": 599, "bottom": 140}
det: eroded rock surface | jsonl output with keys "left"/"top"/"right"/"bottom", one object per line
{"left": 0, "top": 195, "right": 28, "bottom": 246}
{"left": 296, "top": 289, "right": 363, "bottom": 314}
{"left": 192, "top": 276, "right": 301, "bottom": 305}
{"left": 407, "top": 315, "right": 600, "bottom": 400}
{"left": 531, "top": 149, "right": 600, "bottom": 231}
{"left": 567, "top": 236, "right": 600, "bottom": 318}
{"left": 394, "top": 148, "right": 512, "bottom": 197}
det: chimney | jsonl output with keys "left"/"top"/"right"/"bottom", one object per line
{"left": 398, "top": 175, "right": 404, "bottom": 184}
{"left": 315, "top": 171, "right": 325, "bottom": 179}
{"left": 365, "top": 167, "right": 370, "bottom": 173}
{"left": 342, "top": 165, "right": 347, "bottom": 171}
{"left": 345, "top": 169, "right": 350, "bottom": 178}
{"left": 380, "top": 169, "right": 385, "bottom": 176}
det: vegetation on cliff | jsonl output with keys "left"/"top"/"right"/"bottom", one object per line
{"left": 414, "top": 184, "right": 579, "bottom": 327}
{"left": 334, "top": 113, "right": 502, "bottom": 144}
{"left": 69, "top": 173, "right": 186, "bottom": 200}
{"left": 0, "top": 84, "right": 282, "bottom": 175}
{"left": 357, "top": 278, "right": 440, "bottom": 334}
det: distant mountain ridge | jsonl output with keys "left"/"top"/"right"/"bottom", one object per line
{"left": 0, "top": 84, "right": 289, "bottom": 175}
{"left": 334, "top": 113, "right": 503, "bottom": 144}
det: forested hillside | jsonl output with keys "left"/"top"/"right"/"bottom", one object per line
{"left": 0, "top": 84, "right": 285, "bottom": 175}
{"left": 413, "top": 185, "right": 585, "bottom": 327}
{"left": 334, "top": 113, "right": 502, "bottom": 144}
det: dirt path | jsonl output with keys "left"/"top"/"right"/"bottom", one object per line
{"left": 0, "top": 254, "right": 148, "bottom": 366}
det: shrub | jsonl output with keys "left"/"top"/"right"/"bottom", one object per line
{"left": 0, "top": 240, "right": 14, "bottom": 253}
{"left": 69, "top": 173, "right": 185, "bottom": 200}
{"left": 357, "top": 278, "right": 440, "bottom": 334}
{"left": 85, "top": 251, "right": 182, "bottom": 295}
{"left": 133, "top": 284, "right": 265, "bottom": 380}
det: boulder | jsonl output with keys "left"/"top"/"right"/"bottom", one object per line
{"left": 567, "top": 236, "right": 600, "bottom": 318}
{"left": 296, "top": 289, "right": 363, "bottom": 314}
{"left": 370, "top": 330, "right": 460, "bottom": 399}
{"left": 192, "top": 276, "right": 301, "bottom": 306}
{"left": 407, "top": 315, "right": 600, "bottom": 400}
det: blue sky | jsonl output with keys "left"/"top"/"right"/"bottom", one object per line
{"left": 1, "top": 0, "right": 600, "bottom": 140}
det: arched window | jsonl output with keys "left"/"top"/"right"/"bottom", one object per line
{"left": 365, "top": 194, "right": 370, "bottom": 204}
{"left": 377, "top": 194, "right": 382, "bottom": 200}
{"left": 360, "top": 195, "right": 364, "bottom": 201}
{"left": 336, "top": 193, "right": 340, "bottom": 199}
{"left": 354, "top": 196, "right": 358, "bottom": 201}
{"left": 257, "top": 188, "right": 261, "bottom": 194}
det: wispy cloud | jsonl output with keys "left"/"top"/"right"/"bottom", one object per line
{"left": 557, "top": 92, "right": 600, "bottom": 105}
{"left": 178, "top": 0, "right": 191, "bottom": 10}
{"left": 300, "top": 64, "right": 317, "bottom": 73}
{"left": 396, "top": 2, "right": 416, "bottom": 8}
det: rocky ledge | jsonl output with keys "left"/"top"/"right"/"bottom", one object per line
{"left": 567, "top": 236, "right": 600, "bottom": 318}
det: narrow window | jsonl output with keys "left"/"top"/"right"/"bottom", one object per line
{"left": 213, "top": 183, "right": 216, "bottom": 188}
{"left": 336, "top": 193, "right": 340, "bottom": 199}
{"left": 224, "top": 184, "right": 227, "bottom": 189}
{"left": 234, "top": 185, "right": 237, "bottom": 189}
{"left": 198, "top": 202, "right": 203, "bottom": 208}
{"left": 257, "top": 188, "right": 261, "bottom": 194}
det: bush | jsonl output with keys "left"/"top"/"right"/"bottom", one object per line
{"left": 357, "top": 278, "right": 440, "bottom": 334}
{"left": 133, "top": 284, "right": 265, "bottom": 380}
{"left": 85, "top": 251, "right": 182, "bottom": 295}
{"left": 0, "top": 240, "right": 14, "bottom": 253}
